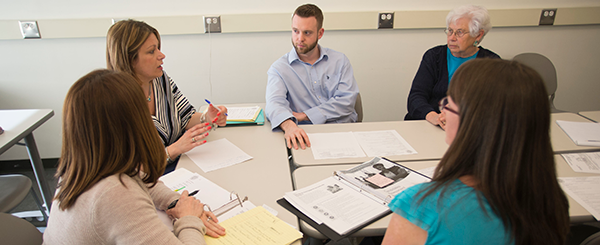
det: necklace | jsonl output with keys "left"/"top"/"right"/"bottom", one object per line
{"left": 147, "top": 83, "right": 152, "bottom": 102}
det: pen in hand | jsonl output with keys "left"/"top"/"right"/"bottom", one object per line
{"left": 205, "top": 99, "right": 228, "bottom": 116}
{"left": 167, "top": 190, "right": 199, "bottom": 210}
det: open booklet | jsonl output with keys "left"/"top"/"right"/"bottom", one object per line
{"left": 157, "top": 168, "right": 256, "bottom": 230}
{"left": 279, "top": 157, "right": 431, "bottom": 241}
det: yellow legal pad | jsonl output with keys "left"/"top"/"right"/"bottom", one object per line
{"left": 205, "top": 206, "right": 302, "bottom": 245}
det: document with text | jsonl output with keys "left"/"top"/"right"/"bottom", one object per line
{"left": 562, "top": 152, "right": 600, "bottom": 174}
{"left": 559, "top": 176, "right": 600, "bottom": 220}
{"left": 282, "top": 157, "right": 430, "bottom": 237}
{"left": 307, "top": 130, "right": 417, "bottom": 160}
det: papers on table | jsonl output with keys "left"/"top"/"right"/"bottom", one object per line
{"left": 205, "top": 206, "right": 302, "bottom": 245}
{"left": 226, "top": 106, "right": 261, "bottom": 122}
{"left": 562, "top": 152, "right": 600, "bottom": 174}
{"left": 307, "top": 130, "right": 417, "bottom": 160}
{"left": 185, "top": 138, "right": 252, "bottom": 172}
{"left": 556, "top": 120, "right": 600, "bottom": 146}
{"left": 158, "top": 168, "right": 256, "bottom": 231}
{"left": 308, "top": 132, "right": 366, "bottom": 159}
{"left": 559, "top": 176, "right": 600, "bottom": 220}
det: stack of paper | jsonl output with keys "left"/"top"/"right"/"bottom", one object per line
{"left": 226, "top": 106, "right": 264, "bottom": 125}
{"left": 556, "top": 120, "right": 600, "bottom": 146}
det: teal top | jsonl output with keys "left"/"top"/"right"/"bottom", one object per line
{"left": 447, "top": 48, "right": 478, "bottom": 83}
{"left": 388, "top": 179, "right": 513, "bottom": 245}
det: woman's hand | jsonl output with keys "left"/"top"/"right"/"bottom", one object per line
{"left": 165, "top": 190, "right": 205, "bottom": 219}
{"left": 169, "top": 123, "right": 211, "bottom": 158}
{"left": 200, "top": 210, "right": 226, "bottom": 238}
{"left": 205, "top": 104, "right": 228, "bottom": 126}
{"left": 425, "top": 111, "right": 446, "bottom": 130}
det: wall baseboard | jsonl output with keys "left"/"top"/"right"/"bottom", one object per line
{"left": 0, "top": 158, "right": 59, "bottom": 172}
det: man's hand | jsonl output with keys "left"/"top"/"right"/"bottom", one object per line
{"left": 280, "top": 119, "right": 311, "bottom": 149}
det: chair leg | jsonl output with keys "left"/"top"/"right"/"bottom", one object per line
{"left": 29, "top": 188, "right": 49, "bottom": 223}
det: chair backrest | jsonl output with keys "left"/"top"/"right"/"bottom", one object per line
{"left": 0, "top": 213, "right": 42, "bottom": 245}
{"left": 513, "top": 53, "right": 563, "bottom": 112}
{"left": 355, "top": 92, "right": 363, "bottom": 122}
{"left": 0, "top": 175, "right": 32, "bottom": 213}
{"left": 581, "top": 231, "right": 600, "bottom": 245}
{"left": 512, "top": 53, "right": 557, "bottom": 96}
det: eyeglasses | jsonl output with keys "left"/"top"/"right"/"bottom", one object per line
{"left": 439, "top": 97, "right": 459, "bottom": 115}
{"left": 444, "top": 28, "right": 468, "bottom": 38}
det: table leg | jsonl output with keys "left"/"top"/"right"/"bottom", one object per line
{"left": 24, "top": 133, "right": 53, "bottom": 212}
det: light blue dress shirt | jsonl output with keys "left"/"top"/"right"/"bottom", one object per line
{"left": 265, "top": 45, "right": 359, "bottom": 130}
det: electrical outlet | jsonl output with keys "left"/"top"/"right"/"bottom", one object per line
{"left": 378, "top": 13, "right": 394, "bottom": 29}
{"left": 203, "top": 16, "right": 221, "bottom": 33}
{"left": 19, "top": 21, "right": 41, "bottom": 39}
{"left": 539, "top": 9, "right": 557, "bottom": 25}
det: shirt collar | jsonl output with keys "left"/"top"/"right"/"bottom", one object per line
{"left": 288, "top": 45, "right": 328, "bottom": 65}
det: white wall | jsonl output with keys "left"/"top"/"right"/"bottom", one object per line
{"left": 1, "top": 0, "right": 600, "bottom": 160}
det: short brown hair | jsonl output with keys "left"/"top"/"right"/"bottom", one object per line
{"left": 106, "top": 19, "right": 160, "bottom": 85}
{"left": 55, "top": 69, "right": 166, "bottom": 210}
{"left": 293, "top": 4, "right": 324, "bottom": 30}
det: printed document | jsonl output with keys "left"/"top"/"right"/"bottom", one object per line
{"left": 307, "top": 131, "right": 417, "bottom": 160}
{"left": 556, "top": 120, "right": 600, "bottom": 146}
{"left": 308, "top": 132, "right": 366, "bottom": 160}
{"left": 205, "top": 206, "right": 302, "bottom": 245}
{"left": 353, "top": 130, "right": 417, "bottom": 157}
{"left": 562, "top": 152, "right": 600, "bottom": 174}
{"left": 559, "top": 176, "right": 600, "bottom": 220}
{"left": 186, "top": 138, "right": 253, "bottom": 172}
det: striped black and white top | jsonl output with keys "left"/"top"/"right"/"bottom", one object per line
{"left": 151, "top": 71, "right": 196, "bottom": 147}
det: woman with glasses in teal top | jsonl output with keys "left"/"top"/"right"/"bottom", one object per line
{"left": 404, "top": 5, "right": 500, "bottom": 128}
{"left": 382, "top": 59, "right": 570, "bottom": 245}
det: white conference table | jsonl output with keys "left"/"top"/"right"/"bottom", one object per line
{"left": 291, "top": 120, "right": 448, "bottom": 167}
{"left": 174, "top": 116, "right": 301, "bottom": 244}
{"left": 579, "top": 110, "right": 600, "bottom": 122}
{"left": 292, "top": 155, "right": 597, "bottom": 239}
{"left": 0, "top": 109, "right": 54, "bottom": 211}
{"left": 291, "top": 113, "right": 600, "bottom": 167}
{"left": 551, "top": 112, "right": 600, "bottom": 153}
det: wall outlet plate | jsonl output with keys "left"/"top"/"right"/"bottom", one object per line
{"left": 19, "top": 21, "right": 41, "bottom": 39}
{"left": 378, "top": 13, "right": 394, "bottom": 29}
{"left": 203, "top": 16, "right": 221, "bottom": 33}
{"left": 539, "top": 9, "right": 557, "bottom": 25}
{"left": 112, "top": 18, "right": 128, "bottom": 25}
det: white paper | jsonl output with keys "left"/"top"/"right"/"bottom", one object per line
{"left": 308, "top": 132, "right": 366, "bottom": 160}
{"left": 417, "top": 166, "right": 437, "bottom": 179}
{"left": 226, "top": 106, "right": 261, "bottom": 121}
{"left": 284, "top": 176, "right": 389, "bottom": 235}
{"left": 353, "top": 130, "right": 417, "bottom": 157}
{"left": 216, "top": 201, "right": 257, "bottom": 222}
{"left": 562, "top": 152, "right": 600, "bottom": 174}
{"left": 556, "top": 120, "right": 600, "bottom": 146}
{"left": 185, "top": 138, "right": 253, "bottom": 172}
{"left": 159, "top": 169, "right": 232, "bottom": 210}
{"left": 559, "top": 176, "right": 600, "bottom": 220}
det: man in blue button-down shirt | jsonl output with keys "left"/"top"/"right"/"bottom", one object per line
{"left": 265, "top": 3, "right": 360, "bottom": 150}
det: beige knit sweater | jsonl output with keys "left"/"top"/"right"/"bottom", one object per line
{"left": 43, "top": 174, "right": 207, "bottom": 245}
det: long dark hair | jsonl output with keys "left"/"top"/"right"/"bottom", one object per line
{"left": 425, "top": 59, "right": 569, "bottom": 244}
{"left": 56, "top": 69, "right": 166, "bottom": 210}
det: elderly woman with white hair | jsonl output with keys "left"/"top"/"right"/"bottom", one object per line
{"left": 404, "top": 5, "right": 500, "bottom": 127}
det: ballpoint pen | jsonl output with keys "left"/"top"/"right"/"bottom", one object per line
{"left": 205, "top": 99, "right": 228, "bottom": 116}
{"left": 167, "top": 190, "right": 199, "bottom": 210}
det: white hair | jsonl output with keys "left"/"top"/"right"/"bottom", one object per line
{"left": 446, "top": 5, "right": 492, "bottom": 42}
